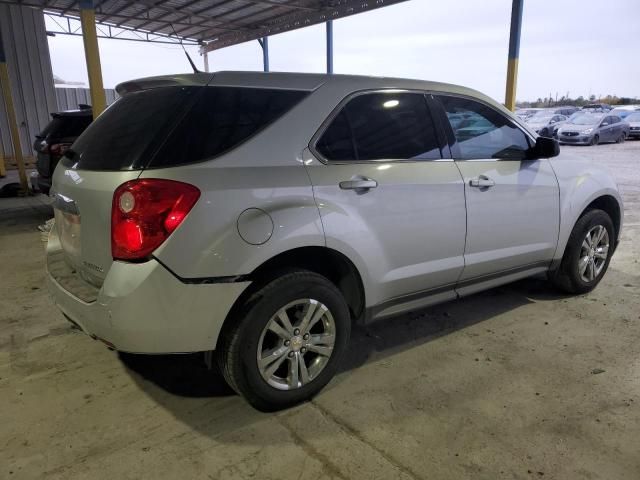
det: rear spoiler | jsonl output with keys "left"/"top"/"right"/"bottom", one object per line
{"left": 116, "top": 73, "right": 215, "bottom": 96}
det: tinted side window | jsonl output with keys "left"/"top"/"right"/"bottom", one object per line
{"left": 316, "top": 92, "right": 441, "bottom": 161}
{"left": 315, "top": 110, "right": 355, "bottom": 160}
{"left": 151, "top": 87, "right": 308, "bottom": 167}
{"left": 436, "top": 95, "right": 531, "bottom": 160}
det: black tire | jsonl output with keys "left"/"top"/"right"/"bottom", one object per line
{"left": 550, "top": 209, "right": 614, "bottom": 294}
{"left": 217, "top": 270, "right": 350, "bottom": 411}
{"left": 590, "top": 135, "right": 599, "bottom": 146}
{"left": 617, "top": 132, "right": 626, "bottom": 143}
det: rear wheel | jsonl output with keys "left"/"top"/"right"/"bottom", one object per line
{"left": 217, "top": 270, "right": 350, "bottom": 411}
{"left": 616, "top": 132, "right": 626, "bottom": 143}
{"left": 550, "top": 209, "right": 614, "bottom": 294}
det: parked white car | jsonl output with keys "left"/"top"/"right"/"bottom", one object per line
{"left": 47, "top": 72, "right": 623, "bottom": 410}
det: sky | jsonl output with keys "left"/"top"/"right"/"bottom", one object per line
{"left": 46, "top": 0, "right": 640, "bottom": 104}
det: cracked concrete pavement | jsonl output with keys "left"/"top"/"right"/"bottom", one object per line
{"left": 1, "top": 142, "right": 639, "bottom": 479}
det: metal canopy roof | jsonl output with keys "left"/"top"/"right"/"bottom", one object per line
{"left": 9, "top": 0, "right": 408, "bottom": 52}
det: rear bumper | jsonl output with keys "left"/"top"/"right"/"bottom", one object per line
{"left": 47, "top": 236, "right": 250, "bottom": 354}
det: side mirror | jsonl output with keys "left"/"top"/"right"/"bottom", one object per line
{"left": 528, "top": 136, "right": 559, "bottom": 159}
{"left": 601, "top": 122, "right": 609, "bottom": 127}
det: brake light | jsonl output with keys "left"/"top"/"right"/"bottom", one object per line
{"left": 50, "top": 143, "right": 71, "bottom": 155}
{"left": 111, "top": 179, "right": 200, "bottom": 261}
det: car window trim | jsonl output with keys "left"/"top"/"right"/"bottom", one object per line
{"left": 309, "top": 88, "right": 451, "bottom": 165}
{"left": 430, "top": 91, "right": 537, "bottom": 162}
{"left": 425, "top": 93, "right": 454, "bottom": 159}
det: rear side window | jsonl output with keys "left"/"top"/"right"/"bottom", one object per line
{"left": 436, "top": 95, "right": 531, "bottom": 160}
{"left": 150, "top": 87, "right": 308, "bottom": 168}
{"left": 316, "top": 92, "right": 442, "bottom": 161}
{"left": 66, "top": 87, "right": 195, "bottom": 170}
{"left": 64, "top": 86, "right": 306, "bottom": 171}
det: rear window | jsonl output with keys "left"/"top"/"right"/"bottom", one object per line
{"left": 65, "top": 87, "right": 195, "bottom": 170}
{"left": 149, "top": 87, "right": 308, "bottom": 168}
{"left": 38, "top": 115, "right": 91, "bottom": 140}
{"left": 63, "top": 86, "right": 308, "bottom": 171}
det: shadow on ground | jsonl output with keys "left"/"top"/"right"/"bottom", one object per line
{"left": 119, "top": 275, "right": 573, "bottom": 429}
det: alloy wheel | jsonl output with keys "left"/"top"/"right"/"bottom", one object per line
{"left": 257, "top": 299, "right": 336, "bottom": 390}
{"left": 578, "top": 225, "right": 609, "bottom": 283}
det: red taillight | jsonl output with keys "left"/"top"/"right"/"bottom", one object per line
{"left": 111, "top": 179, "right": 200, "bottom": 261}
{"left": 50, "top": 143, "right": 71, "bottom": 155}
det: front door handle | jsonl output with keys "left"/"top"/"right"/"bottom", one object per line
{"left": 339, "top": 177, "right": 378, "bottom": 191}
{"left": 469, "top": 175, "right": 495, "bottom": 188}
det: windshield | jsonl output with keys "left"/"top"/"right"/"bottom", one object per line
{"left": 626, "top": 112, "right": 640, "bottom": 122}
{"left": 569, "top": 113, "right": 602, "bottom": 125}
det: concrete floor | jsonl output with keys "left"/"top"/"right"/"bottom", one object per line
{"left": 1, "top": 142, "right": 639, "bottom": 479}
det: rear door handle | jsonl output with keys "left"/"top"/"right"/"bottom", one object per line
{"left": 469, "top": 176, "right": 495, "bottom": 188}
{"left": 339, "top": 178, "right": 378, "bottom": 191}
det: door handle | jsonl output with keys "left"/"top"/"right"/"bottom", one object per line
{"left": 469, "top": 176, "right": 495, "bottom": 188}
{"left": 339, "top": 177, "right": 378, "bottom": 191}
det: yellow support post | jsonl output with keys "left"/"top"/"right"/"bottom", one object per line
{"left": 79, "top": 0, "right": 107, "bottom": 119}
{"left": 505, "top": 0, "right": 524, "bottom": 111}
{"left": 0, "top": 28, "right": 28, "bottom": 190}
{"left": 0, "top": 145, "right": 5, "bottom": 178}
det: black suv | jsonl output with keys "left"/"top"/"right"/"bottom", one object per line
{"left": 33, "top": 106, "right": 92, "bottom": 194}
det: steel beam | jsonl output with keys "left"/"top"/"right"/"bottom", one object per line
{"left": 505, "top": 0, "right": 523, "bottom": 111}
{"left": 79, "top": 0, "right": 107, "bottom": 118}
{"left": 326, "top": 20, "right": 333, "bottom": 74}
{"left": 0, "top": 24, "right": 27, "bottom": 188}
{"left": 203, "top": 50, "right": 210, "bottom": 72}
{"left": 258, "top": 36, "right": 269, "bottom": 72}
{"left": 44, "top": 11, "right": 201, "bottom": 45}
{"left": 202, "top": 0, "right": 409, "bottom": 53}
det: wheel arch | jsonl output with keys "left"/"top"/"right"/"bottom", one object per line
{"left": 215, "top": 246, "right": 365, "bottom": 348}
{"left": 582, "top": 194, "right": 621, "bottom": 245}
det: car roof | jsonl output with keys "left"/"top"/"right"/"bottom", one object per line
{"left": 52, "top": 107, "right": 93, "bottom": 118}
{"left": 611, "top": 105, "right": 640, "bottom": 111}
{"left": 115, "top": 71, "right": 512, "bottom": 118}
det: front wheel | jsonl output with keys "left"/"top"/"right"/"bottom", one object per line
{"left": 217, "top": 270, "right": 350, "bottom": 411}
{"left": 590, "top": 135, "right": 600, "bottom": 146}
{"left": 550, "top": 209, "right": 614, "bottom": 294}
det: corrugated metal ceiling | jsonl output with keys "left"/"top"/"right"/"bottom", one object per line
{"left": 6, "top": 0, "right": 408, "bottom": 52}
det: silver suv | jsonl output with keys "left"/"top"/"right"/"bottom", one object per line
{"left": 47, "top": 72, "right": 623, "bottom": 410}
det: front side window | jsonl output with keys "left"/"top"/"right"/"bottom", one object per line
{"left": 436, "top": 95, "right": 531, "bottom": 160}
{"left": 316, "top": 92, "right": 441, "bottom": 161}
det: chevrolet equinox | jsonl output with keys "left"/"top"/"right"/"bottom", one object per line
{"left": 47, "top": 72, "right": 623, "bottom": 410}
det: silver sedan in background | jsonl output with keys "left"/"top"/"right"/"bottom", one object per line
{"left": 526, "top": 112, "right": 567, "bottom": 137}
{"left": 557, "top": 112, "right": 629, "bottom": 145}
{"left": 626, "top": 111, "right": 640, "bottom": 139}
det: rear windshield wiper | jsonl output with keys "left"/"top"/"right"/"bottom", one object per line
{"left": 65, "top": 148, "right": 78, "bottom": 161}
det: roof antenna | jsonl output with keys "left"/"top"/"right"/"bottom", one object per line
{"left": 171, "top": 24, "right": 200, "bottom": 73}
